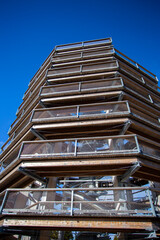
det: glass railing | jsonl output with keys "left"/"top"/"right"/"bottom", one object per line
{"left": 131, "top": 108, "right": 160, "bottom": 126}
{"left": 1, "top": 135, "right": 160, "bottom": 175}
{"left": 119, "top": 61, "right": 144, "bottom": 83}
{"left": 47, "top": 60, "right": 118, "bottom": 77}
{"left": 55, "top": 38, "right": 112, "bottom": 51}
{"left": 0, "top": 162, "right": 6, "bottom": 174}
{"left": 31, "top": 101, "right": 130, "bottom": 122}
{"left": 31, "top": 101, "right": 159, "bottom": 127}
{"left": 19, "top": 135, "right": 139, "bottom": 159}
{"left": 151, "top": 96, "right": 160, "bottom": 107}
{"left": 0, "top": 155, "right": 18, "bottom": 174}
{"left": 17, "top": 68, "right": 46, "bottom": 115}
{"left": 52, "top": 47, "right": 114, "bottom": 62}
{"left": 115, "top": 49, "right": 157, "bottom": 81}
{"left": 1, "top": 187, "right": 159, "bottom": 217}
{"left": 146, "top": 81, "right": 160, "bottom": 93}
{"left": 1, "top": 117, "right": 31, "bottom": 153}
{"left": 40, "top": 78, "right": 123, "bottom": 97}
{"left": 1, "top": 138, "right": 12, "bottom": 152}
{"left": 122, "top": 75, "right": 157, "bottom": 103}
{"left": 139, "top": 141, "right": 160, "bottom": 160}
{"left": 18, "top": 135, "right": 160, "bottom": 161}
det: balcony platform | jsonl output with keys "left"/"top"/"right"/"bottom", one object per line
{"left": 0, "top": 186, "right": 160, "bottom": 232}
{"left": 0, "top": 156, "right": 160, "bottom": 191}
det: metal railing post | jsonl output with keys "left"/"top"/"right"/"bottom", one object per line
{"left": 74, "top": 140, "right": 77, "bottom": 157}
{"left": 126, "top": 101, "right": 131, "bottom": 114}
{"left": 0, "top": 190, "right": 8, "bottom": 214}
{"left": 147, "top": 189, "right": 156, "bottom": 217}
{"left": 79, "top": 82, "right": 82, "bottom": 92}
{"left": 77, "top": 106, "right": 79, "bottom": 118}
{"left": 134, "top": 135, "right": 141, "bottom": 153}
{"left": 70, "top": 190, "right": 74, "bottom": 216}
{"left": 18, "top": 142, "right": 24, "bottom": 159}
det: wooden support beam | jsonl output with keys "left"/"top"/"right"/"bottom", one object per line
{"left": 33, "top": 118, "right": 128, "bottom": 130}
{"left": 1, "top": 216, "right": 159, "bottom": 232}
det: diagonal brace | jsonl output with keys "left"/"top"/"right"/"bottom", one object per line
{"left": 19, "top": 167, "right": 48, "bottom": 185}
{"left": 31, "top": 128, "right": 46, "bottom": 140}
{"left": 119, "top": 120, "right": 131, "bottom": 135}
{"left": 145, "top": 231, "right": 158, "bottom": 239}
{"left": 120, "top": 162, "right": 141, "bottom": 183}
{"left": 39, "top": 100, "right": 46, "bottom": 108}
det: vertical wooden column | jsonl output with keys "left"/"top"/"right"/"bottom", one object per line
{"left": 113, "top": 176, "right": 129, "bottom": 240}
{"left": 39, "top": 177, "right": 57, "bottom": 240}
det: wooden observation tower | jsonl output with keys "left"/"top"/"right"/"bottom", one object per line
{"left": 0, "top": 38, "right": 160, "bottom": 239}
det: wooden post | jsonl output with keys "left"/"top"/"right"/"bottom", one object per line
{"left": 39, "top": 177, "right": 57, "bottom": 240}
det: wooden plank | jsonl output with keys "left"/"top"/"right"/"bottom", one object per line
{"left": 134, "top": 172, "right": 160, "bottom": 183}
{"left": 41, "top": 90, "right": 122, "bottom": 104}
{"left": 2, "top": 216, "right": 159, "bottom": 232}
{"left": 140, "top": 158, "right": 160, "bottom": 170}
{"left": 130, "top": 119, "right": 160, "bottom": 139}
{"left": 47, "top": 71, "right": 118, "bottom": 84}
{"left": 22, "top": 157, "right": 137, "bottom": 168}
{"left": 33, "top": 118, "right": 129, "bottom": 130}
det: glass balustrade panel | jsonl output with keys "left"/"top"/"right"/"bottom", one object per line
{"left": 83, "top": 48, "right": 114, "bottom": 57}
{"left": 81, "top": 79, "right": 122, "bottom": 90}
{"left": 53, "top": 52, "right": 81, "bottom": 61}
{"left": 32, "top": 102, "right": 128, "bottom": 121}
{"left": 2, "top": 188, "right": 155, "bottom": 217}
{"left": 83, "top": 61, "right": 117, "bottom": 71}
{"left": 14, "top": 118, "right": 30, "bottom": 138}
{"left": 0, "top": 154, "right": 19, "bottom": 173}
{"left": 48, "top": 66, "right": 80, "bottom": 75}
{"left": 151, "top": 96, "right": 160, "bottom": 106}
{"left": 131, "top": 108, "right": 159, "bottom": 124}
{"left": 32, "top": 107, "right": 77, "bottom": 120}
{"left": 20, "top": 136, "right": 138, "bottom": 158}
{"left": 20, "top": 140, "right": 75, "bottom": 157}
{"left": 119, "top": 62, "right": 142, "bottom": 82}
{"left": 139, "top": 141, "right": 160, "bottom": 160}
{"left": 79, "top": 102, "right": 128, "bottom": 116}
{"left": 77, "top": 136, "right": 137, "bottom": 154}
{"left": 41, "top": 83, "right": 79, "bottom": 95}
{"left": 3, "top": 190, "right": 72, "bottom": 215}
{"left": 84, "top": 39, "right": 111, "bottom": 46}
{"left": 41, "top": 79, "right": 122, "bottom": 96}
{"left": 56, "top": 43, "right": 82, "bottom": 50}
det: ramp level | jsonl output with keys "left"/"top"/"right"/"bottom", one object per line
{"left": 40, "top": 77, "right": 123, "bottom": 97}
{"left": 31, "top": 101, "right": 130, "bottom": 122}
{"left": 19, "top": 135, "right": 160, "bottom": 161}
{"left": 1, "top": 134, "right": 160, "bottom": 175}
{"left": 1, "top": 187, "right": 159, "bottom": 218}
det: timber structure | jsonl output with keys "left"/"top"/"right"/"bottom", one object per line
{"left": 0, "top": 38, "right": 160, "bottom": 239}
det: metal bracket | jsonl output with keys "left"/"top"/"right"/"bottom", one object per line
{"left": 149, "top": 94, "right": 154, "bottom": 104}
{"left": 19, "top": 167, "right": 48, "bottom": 185}
{"left": 119, "top": 120, "right": 131, "bottom": 135}
{"left": 39, "top": 100, "right": 46, "bottom": 108}
{"left": 118, "top": 92, "right": 124, "bottom": 101}
{"left": 120, "top": 162, "right": 141, "bottom": 183}
{"left": 145, "top": 231, "right": 158, "bottom": 239}
{"left": 31, "top": 128, "right": 46, "bottom": 140}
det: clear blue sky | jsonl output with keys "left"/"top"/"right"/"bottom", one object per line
{"left": 0, "top": 0, "right": 160, "bottom": 147}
